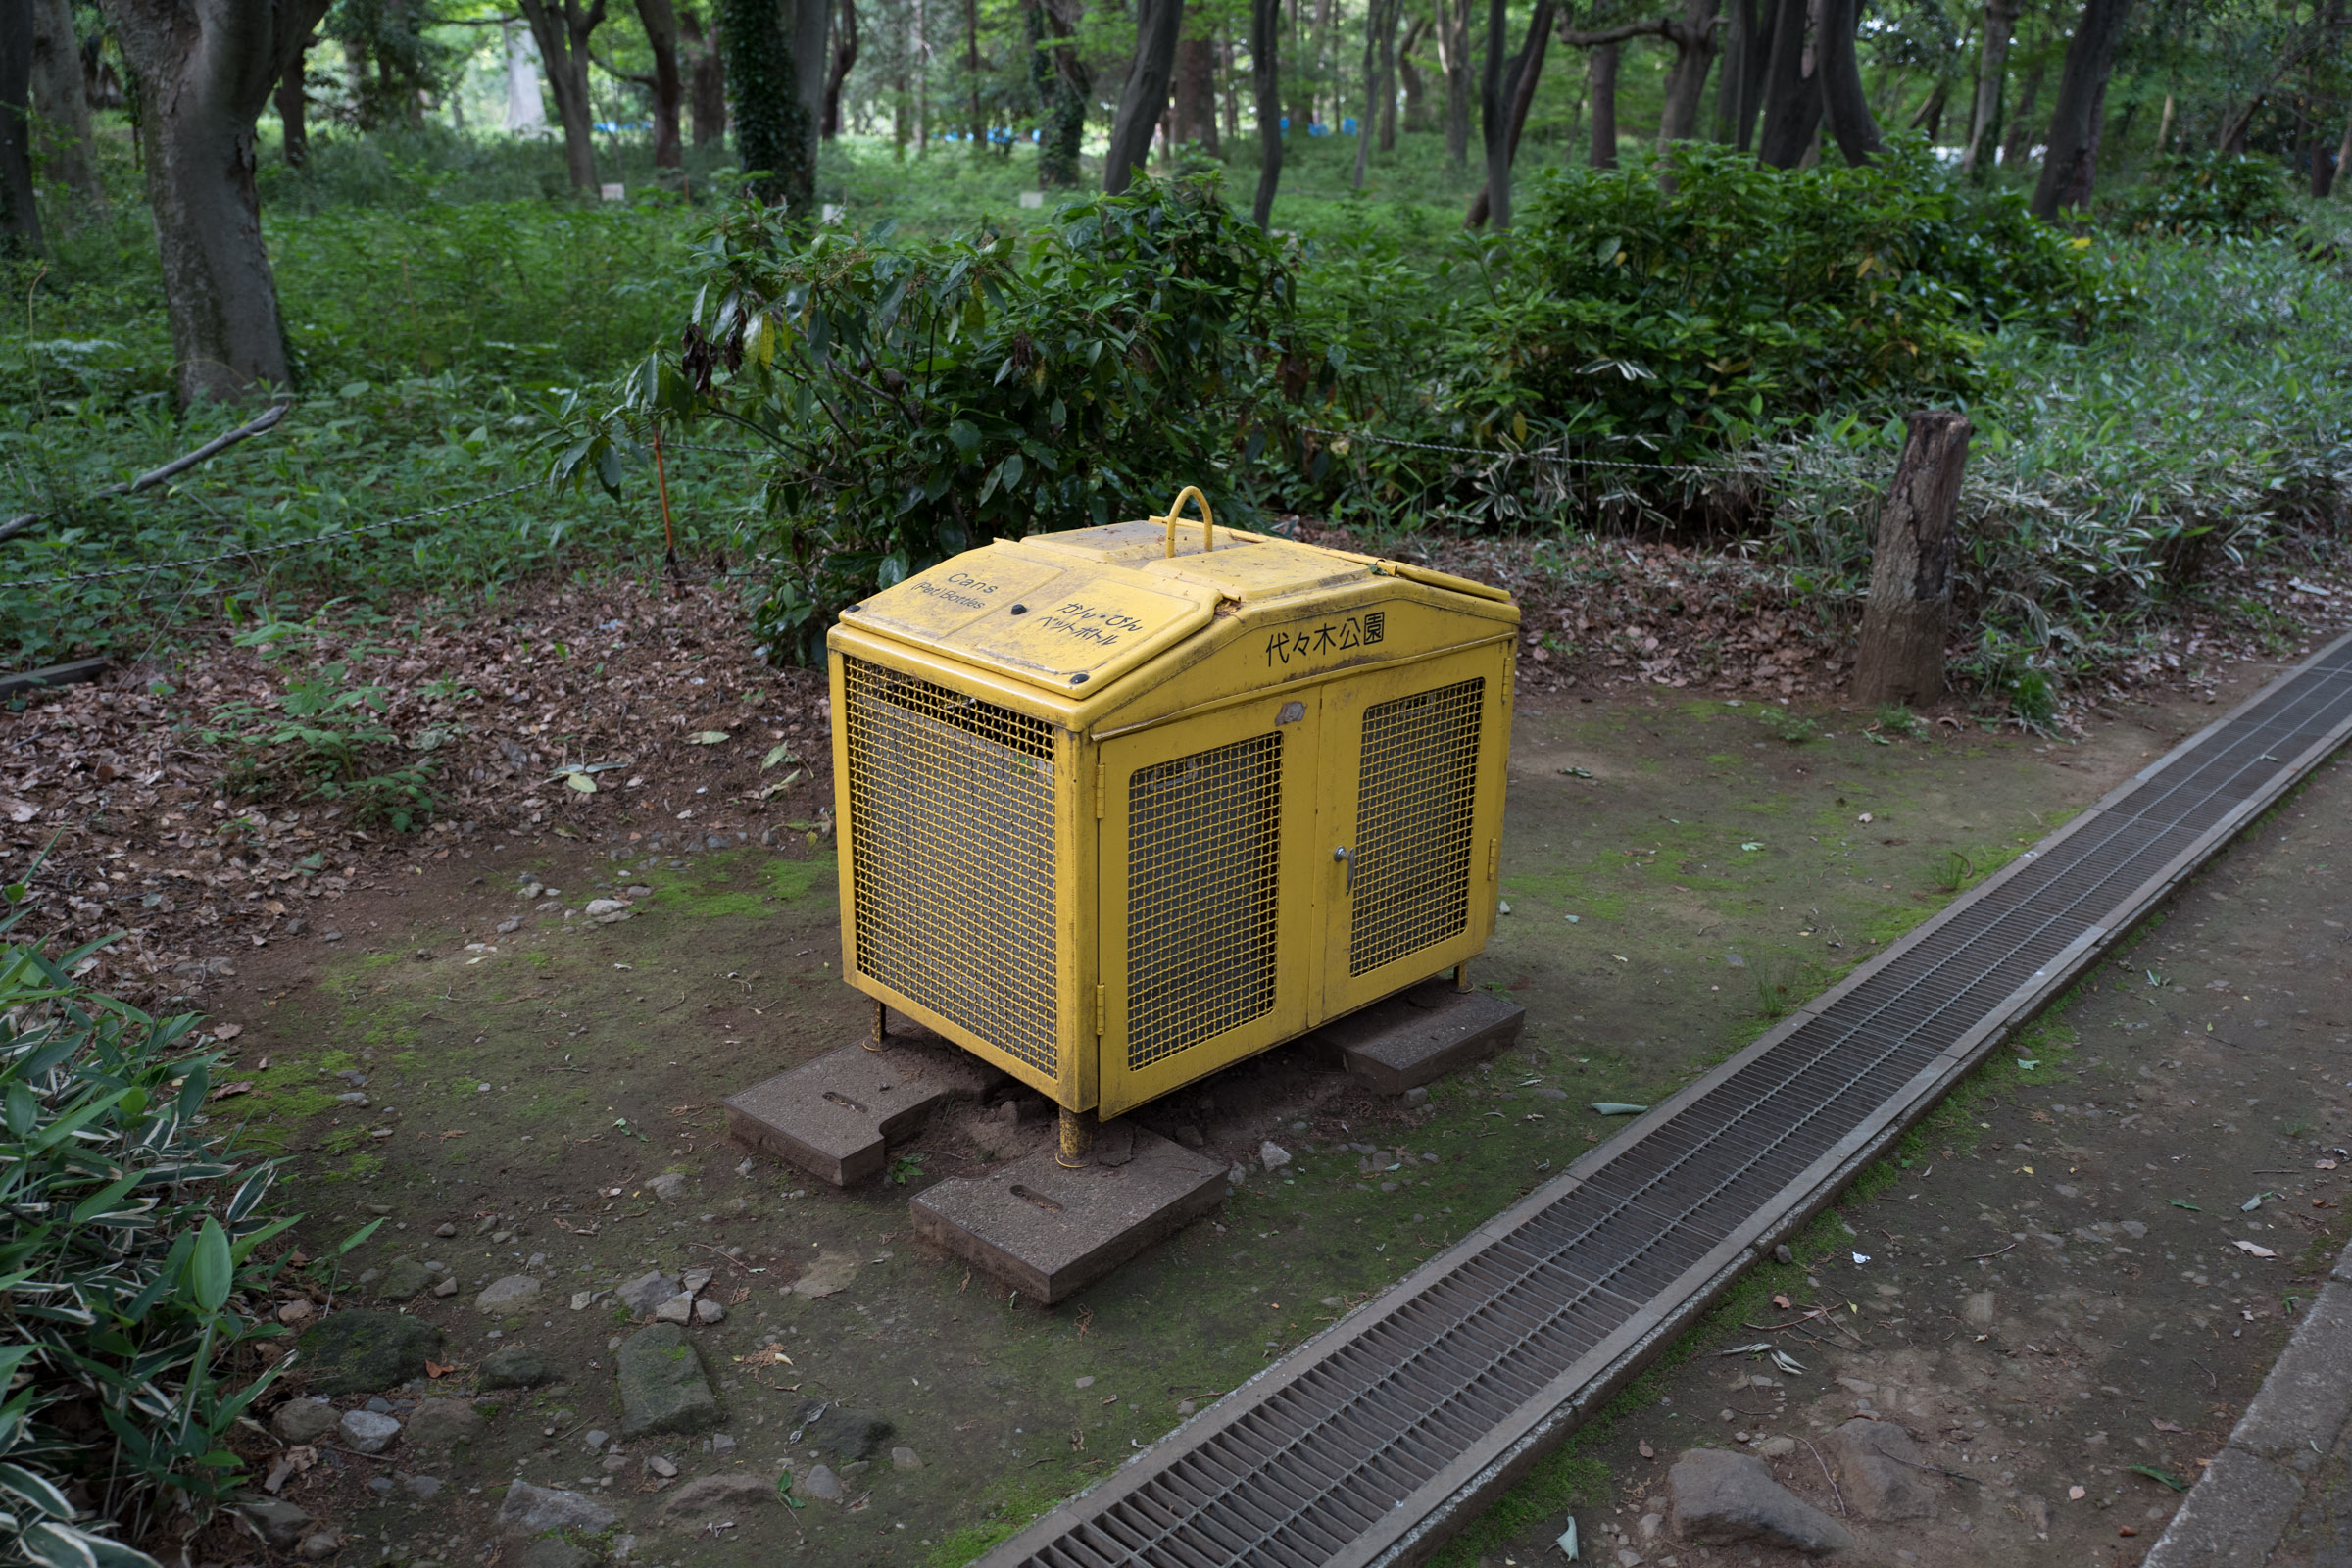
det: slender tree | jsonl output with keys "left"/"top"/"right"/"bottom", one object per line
{"left": 515, "top": 0, "right": 607, "bottom": 191}
{"left": 1710, "top": 0, "right": 1760, "bottom": 146}
{"left": 0, "top": 0, "right": 44, "bottom": 255}
{"left": 679, "top": 4, "right": 726, "bottom": 144}
{"left": 1815, "top": 0, "right": 1880, "bottom": 161}
{"left": 98, "top": 0, "right": 330, "bottom": 403}
{"left": 823, "top": 0, "right": 858, "bottom": 135}
{"left": 28, "top": 0, "right": 99, "bottom": 200}
{"left": 1435, "top": 0, "right": 1471, "bottom": 167}
{"left": 1176, "top": 31, "right": 1219, "bottom": 151}
{"left": 1957, "top": 0, "right": 2015, "bottom": 173}
{"left": 1652, "top": 0, "right": 1723, "bottom": 146}
{"left": 1104, "top": 0, "right": 1182, "bottom": 190}
{"left": 2030, "top": 0, "right": 2132, "bottom": 218}
{"left": 1395, "top": 13, "right": 1426, "bottom": 136}
{"left": 1351, "top": 0, "right": 1398, "bottom": 186}
{"left": 636, "top": 0, "right": 687, "bottom": 166}
{"left": 1468, "top": 0, "right": 1550, "bottom": 226}
{"left": 1754, "top": 0, "right": 1821, "bottom": 166}
{"left": 1028, "top": 0, "right": 1087, "bottom": 183}
{"left": 1250, "top": 0, "right": 1283, "bottom": 221}
{"left": 1586, "top": 38, "right": 1617, "bottom": 165}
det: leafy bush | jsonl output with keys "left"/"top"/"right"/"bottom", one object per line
{"left": 2107, "top": 153, "right": 2297, "bottom": 239}
{"left": 563, "top": 174, "right": 1298, "bottom": 663}
{"left": 0, "top": 904, "right": 297, "bottom": 1567}
{"left": 1477, "top": 138, "right": 2120, "bottom": 464}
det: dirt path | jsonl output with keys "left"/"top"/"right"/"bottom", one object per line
{"left": 210, "top": 645, "right": 2327, "bottom": 1568}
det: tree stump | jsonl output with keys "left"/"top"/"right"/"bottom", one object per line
{"left": 1851, "top": 411, "right": 1972, "bottom": 709}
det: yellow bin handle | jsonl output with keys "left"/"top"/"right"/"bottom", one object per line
{"left": 1159, "top": 486, "right": 1215, "bottom": 558}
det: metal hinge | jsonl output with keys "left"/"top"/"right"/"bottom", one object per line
{"left": 1094, "top": 762, "right": 1105, "bottom": 819}
{"left": 1487, "top": 838, "right": 1498, "bottom": 880}
{"left": 1094, "top": 983, "right": 1106, "bottom": 1036}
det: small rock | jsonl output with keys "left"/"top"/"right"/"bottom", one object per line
{"left": 1259, "top": 1141, "right": 1292, "bottom": 1170}
{"left": 615, "top": 1323, "right": 720, "bottom": 1437}
{"left": 1402, "top": 1087, "right": 1430, "bottom": 1107}
{"left": 681, "top": 1268, "right": 714, "bottom": 1294}
{"left": 1075, "top": 1376, "right": 1095, "bottom": 1389}
{"left": 474, "top": 1276, "right": 542, "bottom": 1314}
{"left": 654, "top": 1295, "right": 694, "bottom": 1325}
{"left": 403, "top": 1401, "right": 486, "bottom": 1449}
{"left": 497, "top": 1480, "right": 617, "bottom": 1537}
{"left": 496, "top": 918, "right": 523, "bottom": 935}
{"left": 277, "top": 1298, "right": 316, "bottom": 1327}
{"left": 1758, "top": 1436, "right": 1797, "bottom": 1459}
{"left": 659, "top": 1474, "right": 771, "bottom": 1522}
{"left": 401, "top": 1475, "right": 444, "bottom": 1499}
{"left": 892, "top": 1446, "right": 922, "bottom": 1471}
{"left": 337, "top": 1408, "right": 402, "bottom": 1454}
{"left": 711, "top": 1433, "right": 736, "bottom": 1453}
{"left": 584, "top": 1430, "right": 611, "bottom": 1451}
{"left": 296, "top": 1533, "right": 340, "bottom": 1560}
{"left": 1773, "top": 1244, "right": 1795, "bottom": 1265}
{"left": 791, "top": 1250, "right": 858, "bottom": 1299}
{"left": 647, "top": 1455, "right": 679, "bottom": 1479}
{"left": 584, "top": 898, "right": 630, "bottom": 920}
{"left": 806, "top": 1405, "right": 893, "bottom": 1463}
{"left": 1822, "top": 1418, "right": 1940, "bottom": 1521}
{"left": 240, "top": 1497, "right": 315, "bottom": 1548}
{"left": 478, "top": 1347, "right": 552, "bottom": 1390}
{"left": 1173, "top": 1125, "right": 1205, "bottom": 1149}
{"left": 800, "top": 1465, "right": 841, "bottom": 1502}
{"left": 694, "top": 1298, "right": 725, "bottom": 1325}
{"left": 1961, "top": 1291, "right": 1995, "bottom": 1328}
{"left": 617, "top": 1271, "right": 680, "bottom": 1314}
{"left": 647, "top": 1172, "right": 689, "bottom": 1203}
{"left": 434, "top": 1222, "right": 457, "bottom": 1238}
{"left": 272, "top": 1399, "right": 340, "bottom": 1445}
{"left": 431, "top": 1277, "right": 459, "bottom": 1298}
{"left": 1639, "top": 1512, "right": 1664, "bottom": 1543}
{"left": 1670, "top": 1448, "right": 1854, "bottom": 1554}
{"left": 376, "top": 1258, "right": 430, "bottom": 1302}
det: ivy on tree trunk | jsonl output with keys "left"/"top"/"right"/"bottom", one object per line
{"left": 720, "top": 0, "right": 824, "bottom": 210}
{"left": 0, "top": 0, "right": 46, "bottom": 256}
{"left": 1027, "top": 0, "right": 1087, "bottom": 184}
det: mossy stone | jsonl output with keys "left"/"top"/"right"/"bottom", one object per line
{"left": 296, "top": 1310, "right": 442, "bottom": 1395}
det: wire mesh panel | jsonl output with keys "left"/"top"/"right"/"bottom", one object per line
{"left": 842, "top": 658, "right": 1060, "bottom": 1076}
{"left": 1127, "top": 733, "right": 1284, "bottom": 1070}
{"left": 1350, "top": 678, "right": 1485, "bottom": 976}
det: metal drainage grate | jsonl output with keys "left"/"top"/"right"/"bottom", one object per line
{"left": 979, "top": 634, "right": 2352, "bottom": 1568}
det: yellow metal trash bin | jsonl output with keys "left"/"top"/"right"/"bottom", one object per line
{"left": 827, "top": 489, "right": 1518, "bottom": 1139}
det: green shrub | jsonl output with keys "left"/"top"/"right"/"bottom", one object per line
{"left": 0, "top": 901, "right": 299, "bottom": 1567}
{"left": 561, "top": 174, "right": 1298, "bottom": 663}
{"left": 1476, "top": 138, "right": 2119, "bottom": 464}
{"left": 2107, "top": 153, "right": 2297, "bottom": 240}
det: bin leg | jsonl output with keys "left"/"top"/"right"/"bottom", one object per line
{"left": 1453, "top": 960, "right": 1471, "bottom": 993}
{"left": 1056, "top": 1106, "right": 1097, "bottom": 1168}
{"left": 863, "top": 998, "right": 887, "bottom": 1051}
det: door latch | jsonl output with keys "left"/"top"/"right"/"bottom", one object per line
{"left": 1333, "top": 845, "right": 1354, "bottom": 894}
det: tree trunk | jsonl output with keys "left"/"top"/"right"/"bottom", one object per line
{"left": 1907, "top": 78, "right": 1946, "bottom": 136}
{"left": 1176, "top": 31, "right": 1218, "bottom": 152}
{"left": 2152, "top": 88, "right": 2172, "bottom": 153}
{"left": 2217, "top": 93, "right": 2258, "bottom": 155}
{"left": 1655, "top": 0, "right": 1720, "bottom": 148}
{"left": 273, "top": 21, "right": 312, "bottom": 169}
{"left": 1956, "top": 0, "right": 2012, "bottom": 172}
{"left": 0, "top": 0, "right": 44, "bottom": 255}
{"left": 2030, "top": 0, "right": 2131, "bottom": 219}
{"left": 1396, "top": 13, "right": 1427, "bottom": 133}
{"left": 1587, "top": 40, "right": 1617, "bottom": 165}
{"left": 1815, "top": 0, "right": 1879, "bottom": 162}
{"left": 636, "top": 0, "right": 686, "bottom": 165}
{"left": 1755, "top": 0, "right": 1820, "bottom": 166}
{"left": 1996, "top": 60, "right": 2038, "bottom": 165}
{"left": 1030, "top": 0, "right": 1087, "bottom": 183}
{"left": 99, "top": 0, "right": 320, "bottom": 403}
{"left": 1467, "top": 0, "right": 1548, "bottom": 226}
{"left": 822, "top": 0, "right": 858, "bottom": 136}
{"left": 963, "top": 0, "right": 980, "bottom": 143}
{"left": 1436, "top": 0, "right": 1470, "bottom": 168}
{"left": 517, "top": 0, "right": 608, "bottom": 192}
{"left": 28, "top": 0, "right": 98, "bottom": 199}
{"left": 719, "top": 0, "right": 822, "bottom": 206}
{"left": 1710, "top": 0, "right": 1758, "bottom": 145}
{"left": 679, "top": 6, "right": 726, "bottom": 144}
{"left": 2335, "top": 112, "right": 2352, "bottom": 198}
{"left": 1250, "top": 0, "right": 1283, "bottom": 221}
{"left": 1351, "top": 0, "right": 1396, "bottom": 185}
{"left": 1106, "top": 0, "right": 1182, "bottom": 189}
{"left": 1852, "top": 411, "right": 1971, "bottom": 709}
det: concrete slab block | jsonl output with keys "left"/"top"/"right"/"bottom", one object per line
{"left": 910, "top": 1128, "right": 1226, "bottom": 1303}
{"left": 725, "top": 1032, "right": 994, "bottom": 1186}
{"left": 2230, "top": 1281, "right": 2352, "bottom": 1470}
{"left": 2141, "top": 1447, "right": 2304, "bottom": 1568}
{"left": 1320, "top": 980, "right": 1526, "bottom": 1096}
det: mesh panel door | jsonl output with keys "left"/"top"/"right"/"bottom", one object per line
{"left": 1125, "top": 733, "right": 1283, "bottom": 1070}
{"left": 1349, "top": 677, "right": 1485, "bottom": 976}
{"left": 841, "top": 658, "right": 1060, "bottom": 1076}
